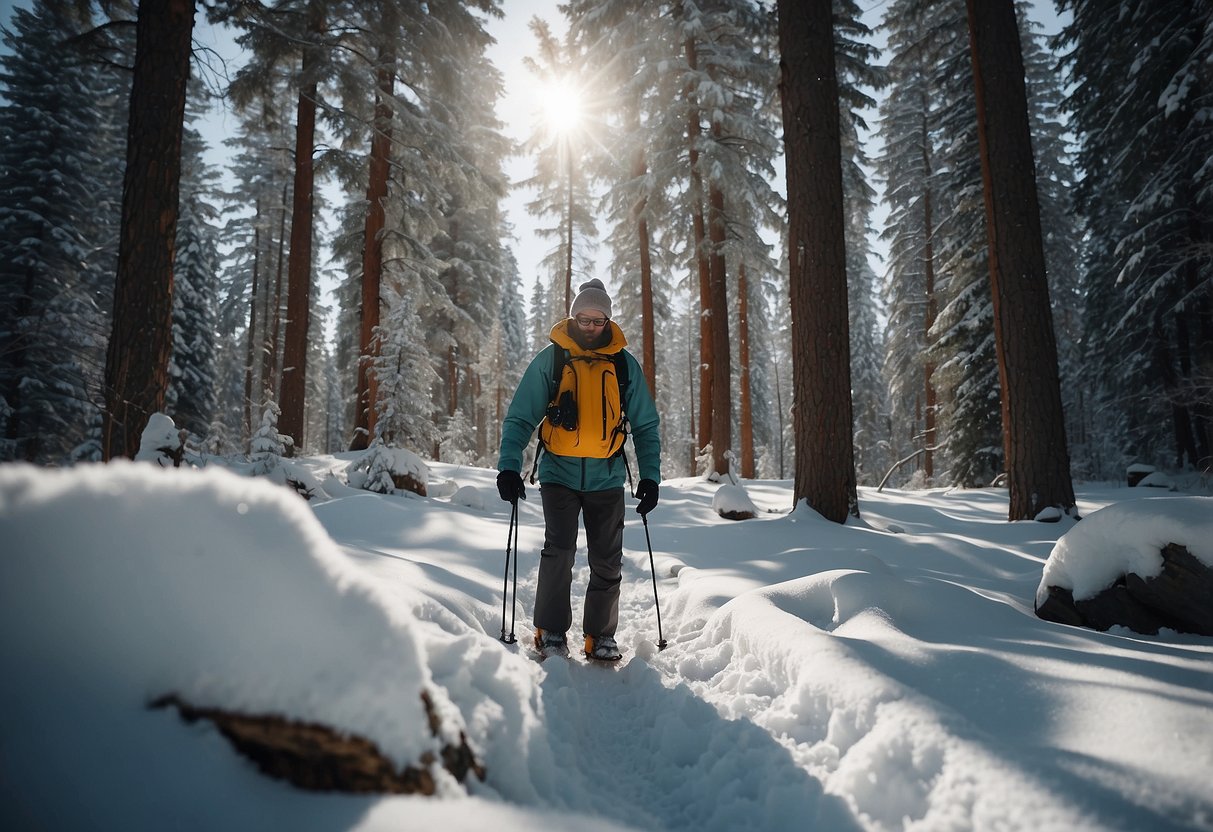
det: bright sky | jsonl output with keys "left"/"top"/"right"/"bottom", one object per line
{"left": 482, "top": 0, "right": 567, "bottom": 301}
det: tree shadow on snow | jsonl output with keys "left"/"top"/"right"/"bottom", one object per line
{"left": 520, "top": 655, "right": 862, "bottom": 832}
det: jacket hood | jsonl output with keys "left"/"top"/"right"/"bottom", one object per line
{"left": 550, "top": 318, "right": 627, "bottom": 355}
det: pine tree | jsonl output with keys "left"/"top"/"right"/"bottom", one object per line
{"left": 778, "top": 0, "right": 858, "bottom": 522}
{"left": 0, "top": 1, "right": 121, "bottom": 463}
{"left": 1060, "top": 0, "right": 1213, "bottom": 473}
{"left": 966, "top": 0, "right": 1075, "bottom": 519}
{"left": 214, "top": 107, "right": 296, "bottom": 449}
{"left": 219, "top": 0, "right": 332, "bottom": 453}
{"left": 876, "top": 0, "right": 939, "bottom": 485}
{"left": 565, "top": 0, "right": 671, "bottom": 399}
{"left": 373, "top": 291, "right": 438, "bottom": 450}
{"left": 1019, "top": 3, "right": 1085, "bottom": 474}
{"left": 102, "top": 0, "right": 195, "bottom": 460}
{"left": 167, "top": 99, "right": 222, "bottom": 441}
{"left": 836, "top": 0, "right": 890, "bottom": 486}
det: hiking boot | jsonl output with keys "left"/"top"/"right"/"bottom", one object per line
{"left": 534, "top": 628, "right": 568, "bottom": 655}
{"left": 584, "top": 634, "right": 622, "bottom": 661}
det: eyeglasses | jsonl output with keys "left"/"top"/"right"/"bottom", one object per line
{"left": 574, "top": 315, "right": 608, "bottom": 328}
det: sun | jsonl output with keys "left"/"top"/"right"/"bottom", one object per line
{"left": 542, "top": 80, "right": 583, "bottom": 136}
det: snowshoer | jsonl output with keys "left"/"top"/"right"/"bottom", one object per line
{"left": 496, "top": 279, "right": 662, "bottom": 661}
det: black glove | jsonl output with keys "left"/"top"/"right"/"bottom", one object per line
{"left": 496, "top": 469, "right": 525, "bottom": 503}
{"left": 635, "top": 479, "right": 659, "bottom": 515}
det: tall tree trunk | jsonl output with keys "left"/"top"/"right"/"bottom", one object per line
{"left": 265, "top": 183, "right": 288, "bottom": 401}
{"left": 102, "top": 0, "right": 194, "bottom": 460}
{"left": 685, "top": 34, "right": 713, "bottom": 461}
{"left": 473, "top": 368, "right": 486, "bottom": 461}
{"left": 631, "top": 140, "right": 657, "bottom": 399}
{"left": 966, "top": 0, "right": 1075, "bottom": 520}
{"left": 278, "top": 46, "right": 320, "bottom": 453}
{"left": 351, "top": 59, "right": 394, "bottom": 451}
{"left": 687, "top": 308, "right": 697, "bottom": 474}
{"left": 447, "top": 345, "right": 458, "bottom": 417}
{"left": 738, "top": 261, "right": 755, "bottom": 478}
{"left": 243, "top": 203, "right": 261, "bottom": 449}
{"left": 707, "top": 127, "right": 731, "bottom": 478}
{"left": 778, "top": 0, "right": 858, "bottom": 522}
{"left": 564, "top": 153, "right": 574, "bottom": 313}
{"left": 920, "top": 108, "right": 938, "bottom": 482}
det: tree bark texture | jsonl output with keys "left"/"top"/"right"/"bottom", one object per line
{"left": 739, "top": 262, "right": 755, "bottom": 479}
{"left": 685, "top": 34, "right": 713, "bottom": 460}
{"left": 564, "top": 152, "right": 574, "bottom": 314}
{"left": 351, "top": 60, "right": 394, "bottom": 451}
{"left": 277, "top": 68, "right": 319, "bottom": 453}
{"left": 708, "top": 121, "right": 732, "bottom": 478}
{"left": 778, "top": 0, "right": 858, "bottom": 522}
{"left": 631, "top": 141, "right": 657, "bottom": 400}
{"left": 102, "top": 0, "right": 194, "bottom": 460}
{"left": 965, "top": 0, "right": 1075, "bottom": 520}
{"left": 263, "top": 185, "right": 288, "bottom": 402}
{"left": 243, "top": 205, "right": 261, "bottom": 449}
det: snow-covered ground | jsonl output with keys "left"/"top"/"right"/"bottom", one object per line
{"left": 2, "top": 457, "right": 1211, "bottom": 832}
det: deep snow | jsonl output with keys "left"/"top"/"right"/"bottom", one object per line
{"left": 1, "top": 457, "right": 1211, "bottom": 832}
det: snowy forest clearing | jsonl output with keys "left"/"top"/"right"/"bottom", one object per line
{"left": 2, "top": 459, "right": 1211, "bottom": 831}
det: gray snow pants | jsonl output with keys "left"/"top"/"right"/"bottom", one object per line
{"left": 533, "top": 482, "right": 625, "bottom": 639}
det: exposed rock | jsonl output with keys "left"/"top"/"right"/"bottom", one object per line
{"left": 1036, "top": 543, "right": 1213, "bottom": 636}
{"left": 1126, "top": 463, "right": 1156, "bottom": 487}
{"left": 391, "top": 471, "right": 427, "bottom": 497}
{"left": 151, "top": 690, "right": 483, "bottom": 794}
{"left": 712, "top": 483, "right": 757, "bottom": 521}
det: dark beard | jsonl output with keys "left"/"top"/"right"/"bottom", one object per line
{"left": 570, "top": 322, "right": 611, "bottom": 351}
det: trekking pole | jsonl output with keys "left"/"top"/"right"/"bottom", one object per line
{"left": 641, "top": 512, "right": 668, "bottom": 650}
{"left": 499, "top": 499, "right": 519, "bottom": 644}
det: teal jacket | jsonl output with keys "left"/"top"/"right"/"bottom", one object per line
{"left": 498, "top": 320, "right": 662, "bottom": 492}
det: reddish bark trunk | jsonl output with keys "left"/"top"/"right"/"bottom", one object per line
{"left": 966, "top": 0, "right": 1075, "bottom": 520}
{"left": 685, "top": 34, "right": 713, "bottom": 460}
{"left": 102, "top": 0, "right": 194, "bottom": 460}
{"left": 778, "top": 0, "right": 859, "bottom": 522}
{"left": 631, "top": 140, "right": 657, "bottom": 400}
{"left": 277, "top": 69, "right": 319, "bottom": 453}
{"left": 739, "top": 262, "right": 754, "bottom": 479}
{"left": 243, "top": 204, "right": 261, "bottom": 449}
{"left": 351, "top": 60, "right": 394, "bottom": 451}
{"left": 707, "top": 171, "right": 731, "bottom": 478}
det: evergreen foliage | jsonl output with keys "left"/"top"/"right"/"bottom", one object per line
{"left": 1059, "top": 0, "right": 1213, "bottom": 474}
{"left": 0, "top": 2, "right": 125, "bottom": 463}
{"left": 168, "top": 102, "right": 222, "bottom": 441}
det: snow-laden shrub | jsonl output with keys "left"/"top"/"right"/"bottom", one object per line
{"left": 348, "top": 442, "right": 429, "bottom": 496}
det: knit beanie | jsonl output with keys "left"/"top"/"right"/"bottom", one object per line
{"left": 569, "top": 278, "right": 612, "bottom": 319}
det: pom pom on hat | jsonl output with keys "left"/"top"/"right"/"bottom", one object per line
{"left": 570, "top": 279, "right": 612, "bottom": 319}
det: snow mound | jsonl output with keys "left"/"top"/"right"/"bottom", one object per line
{"left": 0, "top": 462, "right": 449, "bottom": 770}
{"left": 1036, "top": 496, "right": 1213, "bottom": 604}
{"left": 134, "top": 412, "right": 180, "bottom": 465}
{"left": 712, "top": 483, "right": 758, "bottom": 517}
{"left": 451, "top": 484, "right": 485, "bottom": 510}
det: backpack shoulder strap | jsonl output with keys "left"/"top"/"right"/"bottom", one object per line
{"left": 612, "top": 350, "right": 630, "bottom": 406}
{"left": 550, "top": 346, "right": 569, "bottom": 399}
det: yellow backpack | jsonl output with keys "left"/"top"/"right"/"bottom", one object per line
{"left": 538, "top": 347, "right": 630, "bottom": 459}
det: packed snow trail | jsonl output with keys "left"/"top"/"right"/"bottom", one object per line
{"left": 315, "top": 469, "right": 1213, "bottom": 832}
{"left": 324, "top": 490, "right": 860, "bottom": 831}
